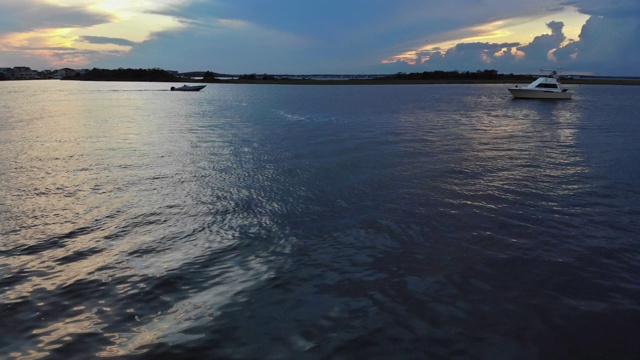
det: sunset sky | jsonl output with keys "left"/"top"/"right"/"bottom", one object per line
{"left": 1, "top": 0, "right": 639, "bottom": 75}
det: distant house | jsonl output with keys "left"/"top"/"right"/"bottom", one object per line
{"left": 41, "top": 70, "right": 55, "bottom": 78}
{"left": 12, "top": 66, "right": 37, "bottom": 79}
{"left": 57, "top": 68, "right": 79, "bottom": 78}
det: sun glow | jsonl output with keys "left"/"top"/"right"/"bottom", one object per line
{"left": 2, "top": 0, "right": 187, "bottom": 68}
{"left": 72, "top": 12, "right": 184, "bottom": 43}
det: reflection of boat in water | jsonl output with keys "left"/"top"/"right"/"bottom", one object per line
{"left": 508, "top": 70, "right": 572, "bottom": 99}
{"left": 170, "top": 84, "right": 207, "bottom": 92}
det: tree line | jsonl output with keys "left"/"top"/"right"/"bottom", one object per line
{"left": 382, "top": 69, "right": 534, "bottom": 81}
{"left": 3, "top": 66, "right": 537, "bottom": 83}
{"left": 73, "top": 68, "right": 179, "bottom": 81}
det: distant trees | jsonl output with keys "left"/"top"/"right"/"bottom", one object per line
{"left": 203, "top": 71, "right": 217, "bottom": 81}
{"left": 76, "top": 68, "right": 178, "bottom": 81}
{"left": 387, "top": 69, "right": 501, "bottom": 81}
{"left": 237, "top": 73, "right": 276, "bottom": 80}
{"left": 378, "top": 69, "right": 538, "bottom": 83}
{"left": 52, "top": 67, "right": 535, "bottom": 83}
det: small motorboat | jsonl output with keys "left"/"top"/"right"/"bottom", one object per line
{"left": 170, "top": 84, "right": 207, "bottom": 91}
{"left": 508, "top": 70, "right": 571, "bottom": 99}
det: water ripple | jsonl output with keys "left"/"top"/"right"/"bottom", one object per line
{"left": 1, "top": 82, "right": 639, "bottom": 359}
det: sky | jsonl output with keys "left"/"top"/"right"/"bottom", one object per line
{"left": 1, "top": 0, "right": 639, "bottom": 76}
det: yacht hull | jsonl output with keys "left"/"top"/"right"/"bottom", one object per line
{"left": 509, "top": 88, "right": 572, "bottom": 99}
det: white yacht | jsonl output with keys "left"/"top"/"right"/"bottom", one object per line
{"left": 508, "top": 70, "right": 572, "bottom": 99}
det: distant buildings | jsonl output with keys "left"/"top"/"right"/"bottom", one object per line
{"left": 56, "top": 68, "right": 81, "bottom": 78}
{"left": 14, "top": 67, "right": 39, "bottom": 79}
{"left": 0, "top": 66, "right": 203, "bottom": 81}
{"left": 0, "top": 66, "right": 88, "bottom": 80}
{"left": 0, "top": 66, "right": 42, "bottom": 80}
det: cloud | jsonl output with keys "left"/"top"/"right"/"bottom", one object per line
{"left": 0, "top": 0, "right": 111, "bottom": 34}
{"left": 558, "top": 15, "right": 640, "bottom": 74}
{"left": 561, "top": 0, "right": 640, "bottom": 17}
{"left": 95, "top": 21, "right": 317, "bottom": 73}
{"left": 0, "top": 1, "right": 181, "bottom": 69}
{"left": 6, "top": 45, "right": 77, "bottom": 51}
{"left": 540, "top": 1, "right": 640, "bottom": 74}
{"left": 382, "top": 1, "right": 640, "bottom": 76}
{"left": 542, "top": 0, "right": 640, "bottom": 74}
{"left": 79, "top": 36, "right": 137, "bottom": 47}
{"left": 2, "top": 0, "right": 639, "bottom": 76}
{"left": 420, "top": 42, "right": 522, "bottom": 72}
{"left": 517, "top": 21, "right": 566, "bottom": 63}
{"left": 393, "top": 19, "right": 573, "bottom": 74}
{"left": 104, "top": 0, "right": 572, "bottom": 73}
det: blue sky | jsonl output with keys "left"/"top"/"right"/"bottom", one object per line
{"left": 1, "top": 0, "right": 639, "bottom": 75}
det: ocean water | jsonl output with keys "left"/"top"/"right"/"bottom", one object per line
{"left": 1, "top": 80, "right": 639, "bottom": 359}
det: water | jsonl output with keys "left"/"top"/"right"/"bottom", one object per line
{"left": 1, "top": 80, "right": 639, "bottom": 359}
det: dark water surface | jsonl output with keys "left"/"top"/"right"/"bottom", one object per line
{"left": 1, "top": 81, "right": 639, "bottom": 359}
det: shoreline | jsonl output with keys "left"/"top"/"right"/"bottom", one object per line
{"left": 210, "top": 78, "right": 640, "bottom": 86}
{"left": 7, "top": 78, "right": 640, "bottom": 86}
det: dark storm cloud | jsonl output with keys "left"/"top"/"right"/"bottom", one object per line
{"left": 561, "top": 0, "right": 640, "bottom": 17}
{"left": 79, "top": 36, "right": 137, "bottom": 47}
{"left": 7, "top": 45, "right": 77, "bottom": 51}
{"left": 552, "top": 0, "right": 640, "bottom": 74}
